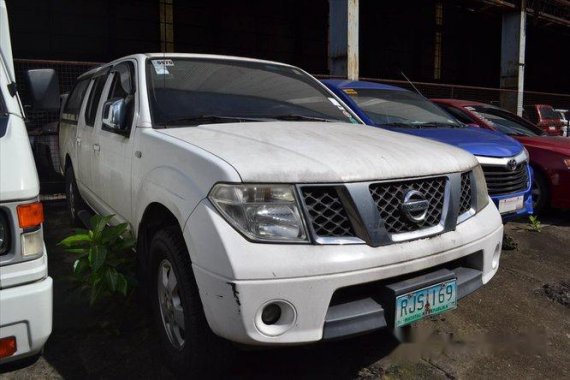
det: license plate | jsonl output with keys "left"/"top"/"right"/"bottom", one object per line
{"left": 498, "top": 196, "right": 524, "bottom": 214}
{"left": 395, "top": 280, "right": 457, "bottom": 327}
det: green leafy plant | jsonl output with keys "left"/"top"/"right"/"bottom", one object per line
{"left": 528, "top": 215, "right": 542, "bottom": 232}
{"left": 59, "top": 214, "right": 136, "bottom": 305}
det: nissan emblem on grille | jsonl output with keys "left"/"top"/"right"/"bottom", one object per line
{"left": 401, "top": 190, "right": 430, "bottom": 223}
{"left": 507, "top": 159, "right": 517, "bottom": 171}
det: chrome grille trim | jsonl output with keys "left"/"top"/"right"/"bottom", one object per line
{"left": 369, "top": 177, "right": 447, "bottom": 234}
{"left": 298, "top": 171, "right": 473, "bottom": 246}
{"left": 481, "top": 163, "right": 529, "bottom": 196}
{"left": 301, "top": 187, "right": 355, "bottom": 238}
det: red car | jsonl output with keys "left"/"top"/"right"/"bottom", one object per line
{"left": 523, "top": 104, "right": 564, "bottom": 136}
{"left": 433, "top": 99, "right": 570, "bottom": 212}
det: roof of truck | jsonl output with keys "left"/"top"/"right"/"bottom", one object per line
{"left": 78, "top": 53, "right": 295, "bottom": 79}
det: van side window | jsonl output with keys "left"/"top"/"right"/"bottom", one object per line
{"left": 104, "top": 62, "right": 135, "bottom": 131}
{"left": 84, "top": 73, "right": 109, "bottom": 126}
{"left": 62, "top": 79, "right": 89, "bottom": 122}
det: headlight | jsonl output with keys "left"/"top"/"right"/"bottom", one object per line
{"left": 209, "top": 184, "right": 309, "bottom": 243}
{"left": 0, "top": 212, "right": 9, "bottom": 255}
{"left": 473, "top": 165, "right": 489, "bottom": 212}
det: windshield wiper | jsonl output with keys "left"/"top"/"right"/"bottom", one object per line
{"left": 378, "top": 122, "right": 419, "bottom": 128}
{"left": 418, "top": 122, "right": 463, "bottom": 128}
{"left": 163, "top": 115, "right": 264, "bottom": 127}
{"left": 260, "top": 114, "right": 333, "bottom": 122}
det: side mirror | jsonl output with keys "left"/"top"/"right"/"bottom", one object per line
{"left": 24, "top": 69, "right": 60, "bottom": 111}
{"left": 102, "top": 98, "right": 127, "bottom": 134}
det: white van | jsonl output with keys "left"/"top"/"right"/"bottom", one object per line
{"left": 0, "top": 0, "right": 52, "bottom": 365}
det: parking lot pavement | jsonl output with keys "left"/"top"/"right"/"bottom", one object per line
{"left": 2, "top": 202, "right": 569, "bottom": 379}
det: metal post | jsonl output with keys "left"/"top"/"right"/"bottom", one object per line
{"left": 500, "top": 0, "right": 526, "bottom": 115}
{"left": 347, "top": 0, "right": 359, "bottom": 80}
{"left": 328, "top": 0, "right": 359, "bottom": 79}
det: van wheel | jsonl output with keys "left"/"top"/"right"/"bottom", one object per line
{"left": 531, "top": 170, "right": 549, "bottom": 214}
{"left": 150, "top": 227, "right": 233, "bottom": 376}
{"left": 65, "top": 166, "right": 85, "bottom": 226}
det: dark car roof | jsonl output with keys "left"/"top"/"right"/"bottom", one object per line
{"left": 322, "top": 79, "right": 410, "bottom": 92}
{"left": 431, "top": 98, "right": 488, "bottom": 107}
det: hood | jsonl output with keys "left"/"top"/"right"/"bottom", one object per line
{"left": 0, "top": 117, "right": 40, "bottom": 201}
{"left": 385, "top": 126, "right": 524, "bottom": 158}
{"left": 158, "top": 121, "right": 478, "bottom": 183}
{"left": 515, "top": 136, "right": 570, "bottom": 156}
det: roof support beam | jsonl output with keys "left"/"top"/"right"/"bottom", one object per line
{"left": 328, "top": 0, "right": 359, "bottom": 80}
{"left": 500, "top": 0, "right": 527, "bottom": 115}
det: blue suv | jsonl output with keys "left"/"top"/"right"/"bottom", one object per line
{"left": 323, "top": 79, "right": 533, "bottom": 222}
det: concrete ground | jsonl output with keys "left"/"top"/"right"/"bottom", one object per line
{"left": 1, "top": 202, "right": 568, "bottom": 379}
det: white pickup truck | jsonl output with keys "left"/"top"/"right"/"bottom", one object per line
{"left": 52, "top": 53, "right": 503, "bottom": 375}
{"left": 0, "top": 0, "right": 52, "bottom": 365}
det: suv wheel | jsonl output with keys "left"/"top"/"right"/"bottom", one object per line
{"left": 532, "top": 170, "right": 549, "bottom": 214}
{"left": 149, "top": 227, "right": 233, "bottom": 376}
{"left": 65, "top": 166, "right": 85, "bottom": 226}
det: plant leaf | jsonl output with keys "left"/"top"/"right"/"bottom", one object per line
{"left": 101, "top": 223, "right": 129, "bottom": 244}
{"left": 73, "top": 257, "right": 90, "bottom": 276}
{"left": 103, "top": 267, "right": 119, "bottom": 292}
{"left": 90, "top": 278, "right": 103, "bottom": 305}
{"left": 90, "top": 214, "right": 114, "bottom": 238}
{"left": 90, "top": 245, "right": 107, "bottom": 273}
{"left": 117, "top": 274, "right": 128, "bottom": 296}
{"left": 64, "top": 248, "right": 89, "bottom": 255}
{"left": 58, "top": 233, "right": 91, "bottom": 247}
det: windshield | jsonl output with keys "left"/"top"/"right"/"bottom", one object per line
{"left": 538, "top": 105, "right": 559, "bottom": 120}
{"left": 345, "top": 88, "right": 461, "bottom": 128}
{"left": 146, "top": 58, "right": 360, "bottom": 127}
{"left": 469, "top": 106, "right": 544, "bottom": 137}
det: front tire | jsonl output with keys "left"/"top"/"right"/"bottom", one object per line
{"left": 149, "top": 227, "right": 232, "bottom": 376}
{"left": 65, "top": 166, "right": 85, "bottom": 226}
{"left": 532, "top": 170, "right": 549, "bottom": 214}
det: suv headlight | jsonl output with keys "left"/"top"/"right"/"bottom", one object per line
{"left": 0, "top": 211, "right": 9, "bottom": 255}
{"left": 209, "top": 184, "right": 309, "bottom": 243}
{"left": 473, "top": 165, "right": 490, "bottom": 212}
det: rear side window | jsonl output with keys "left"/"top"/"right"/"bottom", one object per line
{"left": 62, "top": 79, "right": 90, "bottom": 122}
{"left": 538, "top": 106, "right": 558, "bottom": 120}
{"left": 439, "top": 104, "right": 474, "bottom": 124}
{"left": 84, "top": 73, "right": 109, "bottom": 126}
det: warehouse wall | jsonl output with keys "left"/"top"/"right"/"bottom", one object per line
{"left": 6, "top": 0, "right": 160, "bottom": 61}
{"left": 172, "top": 0, "right": 328, "bottom": 74}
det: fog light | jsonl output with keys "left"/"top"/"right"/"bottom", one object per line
{"left": 492, "top": 243, "right": 501, "bottom": 270}
{"left": 255, "top": 300, "right": 296, "bottom": 336}
{"left": 0, "top": 336, "right": 17, "bottom": 359}
{"left": 261, "top": 303, "right": 282, "bottom": 325}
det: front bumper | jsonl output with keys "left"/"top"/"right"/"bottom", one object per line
{"left": 186, "top": 200, "right": 503, "bottom": 345}
{"left": 549, "top": 168, "right": 570, "bottom": 209}
{"left": 491, "top": 189, "right": 534, "bottom": 222}
{"left": 0, "top": 276, "right": 53, "bottom": 364}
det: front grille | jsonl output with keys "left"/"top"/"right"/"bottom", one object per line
{"left": 301, "top": 187, "right": 355, "bottom": 238}
{"left": 369, "top": 177, "right": 446, "bottom": 234}
{"left": 482, "top": 163, "right": 529, "bottom": 196}
{"left": 459, "top": 172, "right": 472, "bottom": 215}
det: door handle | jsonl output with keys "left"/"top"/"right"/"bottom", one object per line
{"left": 93, "top": 144, "right": 100, "bottom": 152}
